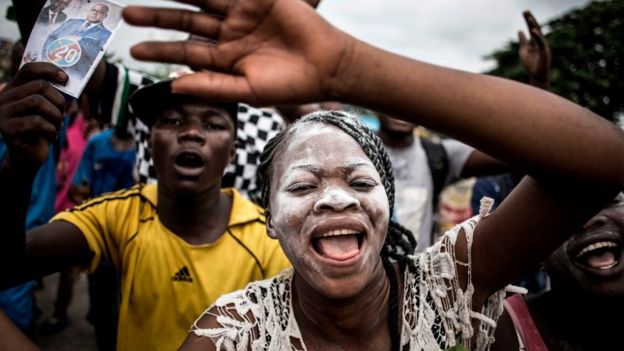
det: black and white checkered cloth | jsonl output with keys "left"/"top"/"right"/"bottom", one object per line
{"left": 98, "top": 63, "right": 285, "bottom": 202}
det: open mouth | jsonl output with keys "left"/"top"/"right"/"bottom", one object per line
{"left": 571, "top": 237, "right": 623, "bottom": 277}
{"left": 175, "top": 152, "right": 204, "bottom": 169}
{"left": 173, "top": 151, "right": 205, "bottom": 178}
{"left": 311, "top": 229, "right": 365, "bottom": 262}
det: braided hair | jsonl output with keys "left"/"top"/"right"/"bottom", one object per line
{"left": 258, "top": 110, "right": 419, "bottom": 350}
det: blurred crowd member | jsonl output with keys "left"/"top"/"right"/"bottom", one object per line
{"left": 376, "top": 113, "right": 505, "bottom": 250}
{"left": 492, "top": 193, "right": 624, "bottom": 350}
{"left": 435, "top": 178, "right": 475, "bottom": 237}
{"left": 55, "top": 97, "right": 99, "bottom": 213}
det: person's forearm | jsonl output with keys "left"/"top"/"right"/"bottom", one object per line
{"left": 0, "top": 158, "right": 35, "bottom": 273}
{"left": 334, "top": 40, "right": 624, "bottom": 188}
{"left": 0, "top": 310, "right": 39, "bottom": 351}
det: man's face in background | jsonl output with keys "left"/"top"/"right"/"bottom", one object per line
{"left": 49, "top": 0, "right": 72, "bottom": 13}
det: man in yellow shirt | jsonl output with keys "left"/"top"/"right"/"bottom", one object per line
{"left": 0, "top": 64, "right": 290, "bottom": 350}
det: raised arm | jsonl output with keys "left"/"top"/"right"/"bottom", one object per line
{"left": 0, "top": 63, "right": 91, "bottom": 289}
{"left": 461, "top": 10, "right": 552, "bottom": 178}
{"left": 518, "top": 10, "right": 551, "bottom": 90}
{"left": 122, "top": 0, "right": 624, "bottom": 298}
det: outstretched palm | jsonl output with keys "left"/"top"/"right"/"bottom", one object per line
{"left": 123, "top": 0, "right": 349, "bottom": 105}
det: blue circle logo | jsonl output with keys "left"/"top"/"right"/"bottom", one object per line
{"left": 46, "top": 37, "right": 82, "bottom": 67}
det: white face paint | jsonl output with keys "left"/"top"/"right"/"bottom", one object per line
{"left": 268, "top": 124, "right": 390, "bottom": 299}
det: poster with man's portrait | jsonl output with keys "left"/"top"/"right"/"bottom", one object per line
{"left": 21, "top": 0, "right": 123, "bottom": 97}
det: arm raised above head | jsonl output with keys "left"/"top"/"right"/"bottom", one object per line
{"left": 123, "top": 0, "right": 624, "bottom": 296}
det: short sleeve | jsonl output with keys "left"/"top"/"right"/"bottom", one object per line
{"left": 441, "top": 139, "right": 473, "bottom": 185}
{"left": 50, "top": 189, "right": 140, "bottom": 272}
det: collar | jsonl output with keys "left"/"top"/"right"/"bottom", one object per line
{"left": 142, "top": 184, "right": 264, "bottom": 227}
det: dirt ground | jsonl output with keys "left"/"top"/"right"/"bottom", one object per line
{"left": 32, "top": 273, "right": 98, "bottom": 351}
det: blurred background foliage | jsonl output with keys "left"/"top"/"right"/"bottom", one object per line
{"left": 486, "top": 0, "right": 623, "bottom": 122}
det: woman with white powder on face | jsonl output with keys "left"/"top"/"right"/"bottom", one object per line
{"left": 119, "top": 1, "right": 624, "bottom": 350}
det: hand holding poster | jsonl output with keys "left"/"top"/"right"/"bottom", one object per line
{"left": 21, "top": 0, "right": 123, "bottom": 97}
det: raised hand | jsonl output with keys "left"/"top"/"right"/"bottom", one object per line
{"left": 0, "top": 62, "right": 67, "bottom": 174}
{"left": 122, "top": 0, "right": 350, "bottom": 106}
{"left": 518, "top": 11, "right": 551, "bottom": 89}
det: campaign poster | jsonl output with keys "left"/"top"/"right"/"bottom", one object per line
{"left": 21, "top": 0, "right": 123, "bottom": 97}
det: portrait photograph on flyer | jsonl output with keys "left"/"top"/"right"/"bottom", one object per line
{"left": 21, "top": 0, "right": 123, "bottom": 97}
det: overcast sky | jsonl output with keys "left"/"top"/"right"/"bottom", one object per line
{"left": 1, "top": 0, "right": 590, "bottom": 74}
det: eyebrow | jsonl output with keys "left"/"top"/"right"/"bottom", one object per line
{"left": 290, "top": 162, "right": 373, "bottom": 173}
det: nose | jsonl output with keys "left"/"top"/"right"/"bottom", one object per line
{"left": 177, "top": 120, "right": 206, "bottom": 145}
{"left": 313, "top": 186, "right": 360, "bottom": 213}
{"left": 583, "top": 215, "right": 609, "bottom": 231}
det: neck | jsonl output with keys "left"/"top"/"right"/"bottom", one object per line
{"left": 293, "top": 259, "right": 393, "bottom": 348}
{"left": 547, "top": 286, "right": 624, "bottom": 315}
{"left": 529, "top": 288, "right": 624, "bottom": 348}
{"left": 157, "top": 183, "right": 231, "bottom": 244}
{"left": 377, "top": 129, "right": 414, "bottom": 148}
{"left": 110, "top": 130, "right": 134, "bottom": 151}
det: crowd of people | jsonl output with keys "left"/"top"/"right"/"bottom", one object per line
{"left": 0, "top": 0, "right": 622, "bottom": 350}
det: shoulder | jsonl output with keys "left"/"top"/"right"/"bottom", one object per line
{"left": 88, "top": 129, "right": 113, "bottom": 143}
{"left": 441, "top": 138, "right": 473, "bottom": 159}
{"left": 188, "top": 271, "right": 294, "bottom": 347}
{"left": 97, "top": 23, "right": 110, "bottom": 32}
{"left": 68, "top": 184, "right": 148, "bottom": 213}
{"left": 227, "top": 188, "right": 266, "bottom": 226}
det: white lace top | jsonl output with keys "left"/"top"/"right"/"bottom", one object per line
{"left": 190, "top": 201, "right": 506, "bottom": 351}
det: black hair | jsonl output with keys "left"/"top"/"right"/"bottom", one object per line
{"left": 258, "top": 110, "right": 419, "bottom": 350}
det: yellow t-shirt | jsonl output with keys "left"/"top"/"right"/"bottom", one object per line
{"left": 52, "top": 184, "right": 291, "bottom": 351}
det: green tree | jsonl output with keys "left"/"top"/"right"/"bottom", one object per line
{"left": 486, "top": 0, "right": 623, "bottom": 121}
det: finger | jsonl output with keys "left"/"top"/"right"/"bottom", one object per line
{"left": 11, "top": 62, "right": 68, "bottom": 87}
{"left": 7, "top": 115, "right": 59, "bottom": 144}
{"left": 518, "top": 31, "right": 528, "bottom": 47}
{"left": 172, "top": 0, "right": 232, "bottom": 15}
{"left": 523, "top": 11, "right": 542, "bottom": 35}
{"left": 188, "top": 34, "right": 219, "bottom": 46}
{"left": 6, "top": 95, "right": 64, "bottom": 131}
{"left": 131, "top": 40, "right": 229, "bottom": 70}
{"left": 0, "top": 80, "right": 66, "bottom": 112}
{"left": 172, "top": 71, "right": 254, "bottom": 103}
{"left": 531, "top": 28, "right": 548, "bottom": 52}
{"left": 123, "top": 6, "right": 222, "bottom": 39}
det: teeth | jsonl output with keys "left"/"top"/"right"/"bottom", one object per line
{"left": 600, "top": 262, "right": 618, "bottom": 270}
{"left": 318, "top": 229, "right": 359, "bottom": 238}
{"left": 576, "top": 241, "right": 618, "bottom": 259}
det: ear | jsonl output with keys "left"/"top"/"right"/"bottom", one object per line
{"left": 265, "top": 210, "right": 278, "bottom": 239}
{"left": 229, "top": 139, "right": 238, "bottom": 163}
